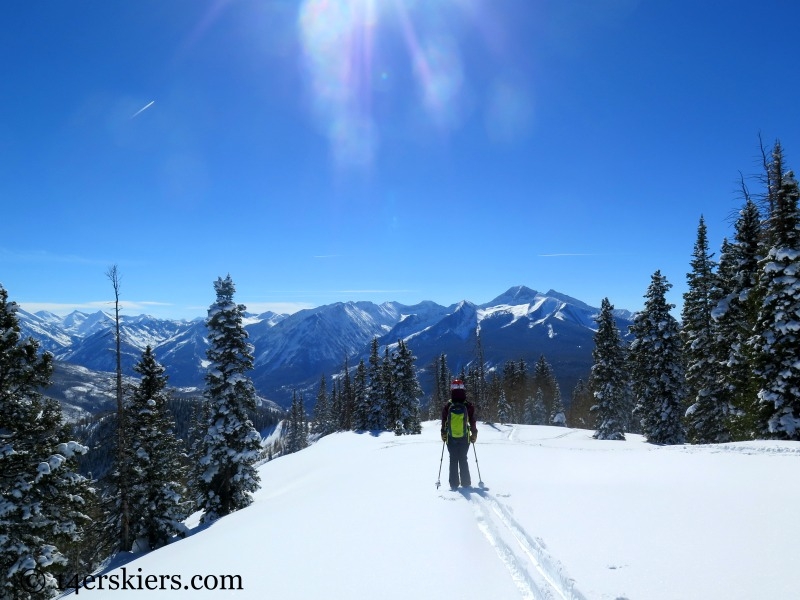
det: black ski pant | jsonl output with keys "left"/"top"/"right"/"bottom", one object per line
{"left": 447, "top": 438, "right": 471, "bottom": 488}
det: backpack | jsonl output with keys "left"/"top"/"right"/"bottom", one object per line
{"left": 448, "top": 402, "right": 468, "bottom": 439}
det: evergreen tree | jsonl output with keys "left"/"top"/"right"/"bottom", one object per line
{"left": 285, "top": 393, "right": 297, "bottom": 453}
{"left": 532, "top": 388, "right": 547, "bottom": 425}
{"left": 186, "top": 397, "right": 211, "bottom": 503}
{"left": 485, "top": 372, "right": 502, "bottom": 422}
{"left": 351, "top": 360, "right": 369, "bottom": 431}
{"left": 521, "top": 394, "right": 535, "bottom": 425}
{"left": 365, "top": 338, "right": 385, "bottom": 431}
{"left": 501, "top": 361, "right": 518, "bottom": 421}
{"left": 497, "top": 390, "right": 512, "bottom": 425}
{"left": 516, "top": 359, "right": 528, "bottom": 421}
{"left": 392, "top": 340, "right": 423, "bottom": 435}
{"left": 127, "top": 346, "right": 190, "bottom": 551}
{"left": 312, "top": 374, "right": 331, "bottom": 436}
{"left": 532, "top": 355, "right": 558, "bottom": 418}
{"left": 549, "top": 385, "right": 566, "bottom": 427}
{"left": 0, "top": 285, "right": 92, "bottom": 599}
{"left": 629, "top": 271, "right": 687, "bottom": 444}
{"left": 339, "top": 358, "right": 354, "bottom": 431}
{"left": 567, "top": 378, "right": 594, "bottom": 429}
{"left": 501, "top": 360, "right": 528, "bottom": 423}
{"left": 472, "top": 332, "right": 489, "bottom": 418}
{"left": 286, "top": 392, "right": 309, "bottom": 453}
{"left": 437, "top": 353, "right": 451, "bottom": 410}
{"left": 194, "top": 275, "right": 262, "bottom": 522}
{"left": 753, "top": 143, "right": 800, "bottom": 439}
{"left": 714, "top": 199, "right": 763, "bottom": 439}
{"left": 682, "top": 217, "right": 730, "bottom": 443}
{"left": 382, "top": 347, "right": 398, "bottom": 431}
{"left": 426, "top": 354, "right": 448, "bottom": 421}
{"left": 591, "top": 298, "right": 627, "bottom": 440}
{"left": 328, "top": 383, "right": 342, "bottom": 432}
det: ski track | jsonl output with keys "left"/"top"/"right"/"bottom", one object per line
{"left": 483, "top": 426, "right": 585, "bottom": 447}
{"left": 466, "top": 490, "right": 587, "bottom": 600}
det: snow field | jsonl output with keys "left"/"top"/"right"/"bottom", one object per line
{"left": 74, "top": 422, "right": 800, "bottom": 600}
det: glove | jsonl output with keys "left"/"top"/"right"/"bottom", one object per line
{"left": 470, "top": 432, "right": 477, "bottom": 443}
{"left": 441, "top": 432, "right": 447, "bottom": 442}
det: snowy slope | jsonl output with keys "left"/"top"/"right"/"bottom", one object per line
{"left": 67, "top": 423, "right": 800, "bottom": 600}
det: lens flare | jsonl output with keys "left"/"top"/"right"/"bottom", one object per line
{"left": 298, "top": 0, "right": 503, "bottom": 167}
{"left": 299, "top": 0, "right": 379, "bottom": 167}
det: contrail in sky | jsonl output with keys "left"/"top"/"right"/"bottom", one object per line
{"left": 130, "top": 100, "right": 155, "bottom": 119}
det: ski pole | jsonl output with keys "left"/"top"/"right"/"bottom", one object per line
{"left": 472, "top": 442, "right": 484, "bottom": 488}
{"left": 435, "top": 440, "right": 445, "bottom": 488}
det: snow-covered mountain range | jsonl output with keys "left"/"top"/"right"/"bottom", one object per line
{"left": 17, "top": 286, "right": 635, "bottom": 416}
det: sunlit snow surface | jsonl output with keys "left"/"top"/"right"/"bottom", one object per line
{"left": 74, "top": 423, "right": 800, "bottom": 600}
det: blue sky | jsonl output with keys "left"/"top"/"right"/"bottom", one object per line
{"left": 2, "top": 0, "right": 799, "bottom": 320}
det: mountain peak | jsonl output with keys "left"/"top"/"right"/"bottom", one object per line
{"left": 483, "top": 285, "right": 541, "bottom": 307}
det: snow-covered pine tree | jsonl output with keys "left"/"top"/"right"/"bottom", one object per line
{"left": 591, "top": 297, "right": 627, "bottom": 440}
{"left": 532, "top": 355, "right": 558, "bottom": 418}
{"left": 516, "top": 360, "right": 528, "bottom": 421}
{"left": 753, "top": 143, "right": 800, "bottom": 439}
{"left": 713, "top": 198, "right": 763, "bottom": 439}
{"left": 286, "top": 392, "right": 309, "bottom": 453}
{"left": 437, "top": 353, "right": 451, "bottom": 410}
{"left": 497, "top": 390, "right": 512, "bottom": 425}
{"left": 312, "top": 374, "right": 332, "bottom": 436}
{"left": 501, "top": 361, "right": 518, "bottom": 422}
{"left": 328, "top": 382, "right": 342, "bottom": 432}
{"left": 391, "top": 340, "right": 422, "bottom": 435}
{"left": 567, "top": 378, "right": 594, "bottom": 429}
{"left": 339, "top": 358, "right": 354, "bottom": 431}
{"left": 186, "top": 396, "right": 211, "bottom": 502}
{"left": 285, "top": 392, "right": 297, "bottom": 454}
{"left": 301, "top": 397, "right": 309, "bottom": 446}
{"left": 629, "top": 271, "right": 687, "bottom": 445}
{"left": 0, "top": 285, "right": 92, "bottom": 599}
{"left": 351, "top": 360, "right": 369, "bottom": 431}
{"left": 460, "top": 365, "right": 477, "bottom": 416}
{"left": 531, "top": 388, "right": 547, "bottom": 425}
{"left": 127, "top": 346, "right": 190, "bottom": 551}
{"left": 502, "top": 360, "right": 528, "bottom": 423}
{"left": 521, "top": 395, "right": 535, "bottom": 425}
{"left": 194, "top": 275, "right": 262, "bottom": 523}
{"left": 549, "top": 385, "right": 566, "bottom": 427}
{"left": 365, "top": 338, "right": 385, "bottom": 431}
{"left": 483, "top": 372, "right": 501, "bottom": 423}
{"left": 472, "top": 332, "right": 489, "bottom": 418}
{"left": 682, "top": 217, "right": 730, "bottom": 443}
{"left": 382, "top": 347, "right": 399, "bottom": 432}
{"left": 425, "top": 357, "right": 437, "bottom": 422}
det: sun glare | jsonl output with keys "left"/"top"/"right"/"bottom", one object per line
{"left": 298, "top": 0, "right": 486, "bottom": 167}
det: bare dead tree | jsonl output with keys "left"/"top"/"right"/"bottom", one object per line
{"left": 105, "top": 264, "right": 129, "bottom": 550}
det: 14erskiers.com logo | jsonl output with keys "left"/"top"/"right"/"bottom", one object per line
{"left": 17, "top": 567, "right": 244, "bottom": 594}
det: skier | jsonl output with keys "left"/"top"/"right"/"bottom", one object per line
{"left": 441, "top": 379, "right": 477, "bottom": 490}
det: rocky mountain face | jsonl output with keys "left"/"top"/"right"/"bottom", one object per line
{"left": 17, "top": 286, "right": 635, "bottom": 417}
